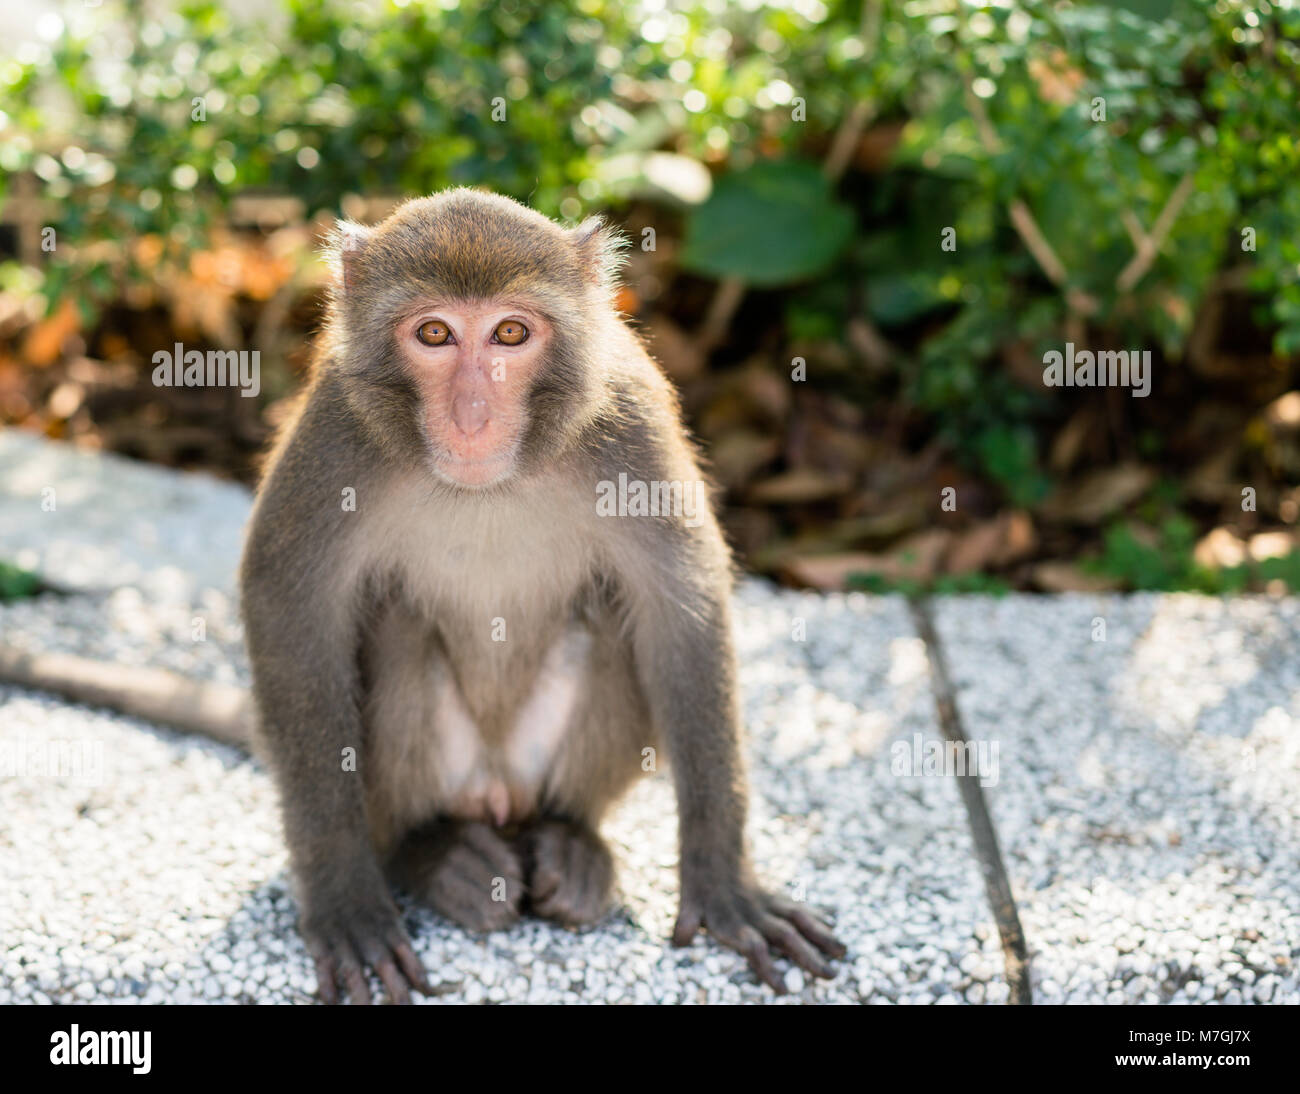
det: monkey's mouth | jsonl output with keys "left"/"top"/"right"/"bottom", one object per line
{"left": 432, "top": 450, "right": 517, "bottom": 489}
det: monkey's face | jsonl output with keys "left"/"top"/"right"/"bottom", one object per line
{"left": 396, "top": 300, "right": 551, "bottom": 488}
{"left": 330, "top": 190, "right": 621, "bottom": 487}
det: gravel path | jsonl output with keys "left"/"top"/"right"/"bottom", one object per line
{"left": 2, "top": 430, "right": 1297, "bottom": 1004}
{"left": 0, "top": 588, "right": 1000, "bottom": 1005}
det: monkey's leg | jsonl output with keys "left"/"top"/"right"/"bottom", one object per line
{"left": 389, "top": 819, "right": 524, "bottom": 932}
{"left": 519, "top": 817, "right": 615, "bottom": 927}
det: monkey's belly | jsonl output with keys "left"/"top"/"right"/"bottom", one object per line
{"left": 364, "top": 625, "right": 593, "bottom": 841}
{"left": 438, "top": 627, "right": 591, "bottom": 824}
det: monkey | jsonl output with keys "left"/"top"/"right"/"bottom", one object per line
{"left": 1, "top": 188, "right": 844, "bottom": 1002}
{"left": 241, "top": 187, "right": 847, "bottom": 1003}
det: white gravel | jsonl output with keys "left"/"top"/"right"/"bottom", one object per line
{"left": 0, "top": 586, "right": 1001, "bottom": 1005}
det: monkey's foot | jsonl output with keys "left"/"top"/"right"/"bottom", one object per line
{"left": 521, "top": 818, "right": 614, "bottom": 927}
{"left": 673, "top": 882, "right": 846, "bottom": 994}
{"left": 392, "top": 820, "right": 524, "bottom": 932}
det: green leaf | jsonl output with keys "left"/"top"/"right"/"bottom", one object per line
{"left": 679, "top": 160, "right": 854, "bottom": 287}
{"left": 0, "top": 561, "right": 41, "bottom": 602}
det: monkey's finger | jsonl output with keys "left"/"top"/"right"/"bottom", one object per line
{"left": 430, "top": 886, "right": 494, "bottom": 932}
{"left": 389, "top": 935, "right": 435, "bottom": 996}
{"left": 782, "top": 906, "right": 846, "bottom": 958}
{"left": 732, "top": 924, "right": 786, "bottom": 994}
{"left": 449, "top": 841, "right": 524, "bottom": 910}
{"left": 760, "top": 915, "right": 834, "bottom": 980}
{"left": 465, "top": 823, "right": 524, "bottom": 881}
{"left": 309, "top": 949, "right": 341, "bottom": 1006}
{"left": 671, "top": 905, "right": 703, "bottom": 947}
{"left": 529, "top": 849, "right": 562, "bottom": 904}
{"left": 427, "top": 865, "right": 520, "bottom": 933}
{"left": 335, "top": 945, "right": 373, "bottom": 1006}
{"left": 354, "top": 931, "right": 413, "bottom": 1005}
{"left": 763, "top": 895, "right": 844, "bottom": 955}
{"left": 372, "top": 953, "right": 411, "bottom": 1006}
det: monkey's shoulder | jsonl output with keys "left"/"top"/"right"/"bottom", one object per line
{"left": 586, "top": 356, "right": 699, "bottom": 478}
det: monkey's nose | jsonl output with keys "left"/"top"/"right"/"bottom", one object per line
{"left": 451, "top": 395, "right": 490, "bottom": 436}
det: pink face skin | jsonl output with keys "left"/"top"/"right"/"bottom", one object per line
{"left": 397, "top": 301, "right": 551, "bottom": 488}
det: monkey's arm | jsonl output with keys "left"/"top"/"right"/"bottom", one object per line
{"left": 240, "top": 416, "right": 431, "bottom": 1005}
{"left": 625, "top": 529, "right": 845, "bottom": 992}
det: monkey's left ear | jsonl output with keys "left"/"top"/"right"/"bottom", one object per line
{"left": 569, "top": 216, "right": 628, "bottom": 292}
{"left": 326, "top": 219, "right": 375, "bottom": 294}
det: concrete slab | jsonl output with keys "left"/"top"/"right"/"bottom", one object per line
{"left": 934, "top": 594, "right": 1300, "bottom": 1004}
{"left": 0, "top": 429, "right": 248, "bottom": 599}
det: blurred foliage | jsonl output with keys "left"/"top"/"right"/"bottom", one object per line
{"left": 680, "top": 161, "right": 854, "bottom": 284}
{"left": 2, "top": 0, "right": 1300, "bottom": 591}
{"left": 0, "top": 561, "right": 41, "bottom": 601}
{"left": 1087, "top": 517, "right": 1300, "bottom": 592}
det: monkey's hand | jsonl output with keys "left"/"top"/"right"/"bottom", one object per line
{"left": 672, "top": 879, "right": 845, "bottom": 994}
{"left": 301, "top": 886, "right": 433, "bottom": 1005}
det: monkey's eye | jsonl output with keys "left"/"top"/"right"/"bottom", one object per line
{"left": 416, "top": 320, "right": 451, "bottom": 346}
{"left": 493, "top": 320, "right": 528, "bottom": 346}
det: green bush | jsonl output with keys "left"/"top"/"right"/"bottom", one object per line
{"left": 2, "top": 0, "right": 1297, "bottom": 515}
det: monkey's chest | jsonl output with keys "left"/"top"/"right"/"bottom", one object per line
{"left": 355, "top": 473, "right": 611, "bottom": 839}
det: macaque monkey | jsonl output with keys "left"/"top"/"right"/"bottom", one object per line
{"left": 5, "top": 188, "right": 843, "bottom": 1003}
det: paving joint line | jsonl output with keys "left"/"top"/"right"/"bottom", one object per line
{"left": 907, "top": 596, "right": 1032, "bottom": 1005}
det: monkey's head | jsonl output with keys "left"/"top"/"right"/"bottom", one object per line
{"left": 326, "top": 188, "right": 626, "bottom": 489}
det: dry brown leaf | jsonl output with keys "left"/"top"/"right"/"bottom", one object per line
{"left": 818, "top": 506, "right": 928, "bottom": 549}
{"left": 798, "top": 415, "right": 875, "bottom": 477}
{"left": 780, "top": 554, "right": 876, "bottom": 591}
{"left": 1049, "top": 409, "right": 1095, "bottom": 474}
{"left": 22, "top": 298, "right": 79, "bottom": 367}
{"left": 1027, "top": 49, "right": 1085, "bottom": 106}
{"left": 1038, "top": 464, "right": 1155, "bottom": 525}
{"left": 1030, "top": 561, "right": 1123, "bottom": 593}
{"left": 781, "top": 529, "right": 949, "bottom": 590}
{"left": 945, "top": 511, "right": 1037, "bottom": 574}
{"left": 749, "top": 468, "right": 852, "bottom": 505}
{"left": 707, "top": 430, "right": 780, "bottom": 489}
{"left": 1186, "top": 445, "right": 1241, "bottom": 504}
{"left": 738, "top": 362, "right": 793, "bottom": 422}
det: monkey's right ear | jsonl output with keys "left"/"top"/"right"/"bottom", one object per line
{"left": 326, "top": 220, "right": 374, "bottom": 293}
